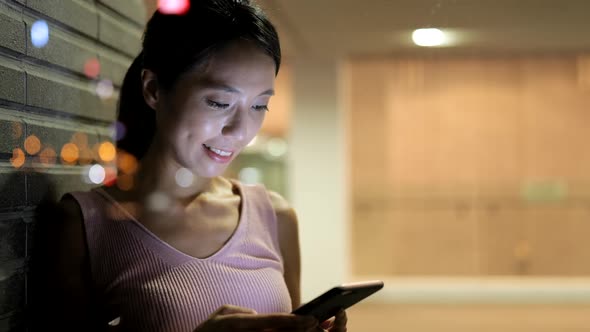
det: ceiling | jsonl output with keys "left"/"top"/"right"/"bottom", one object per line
{"left": 258, "top": 0, "right": 590, "bottom": 58}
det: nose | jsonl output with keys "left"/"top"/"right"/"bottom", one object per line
{"left": 222, "top": 107, "right": 247, "bottom": 141}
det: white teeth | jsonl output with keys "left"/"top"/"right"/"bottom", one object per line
{"left": 206, "top": 145, "right": 232, "bottom": 157}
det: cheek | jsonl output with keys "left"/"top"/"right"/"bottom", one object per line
{"left": 183, "top": 113, "right": 222, "bottom": 135}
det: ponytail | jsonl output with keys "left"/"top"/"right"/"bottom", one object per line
{"left": 116, "top": 51, "right": 156, "bottom": 160}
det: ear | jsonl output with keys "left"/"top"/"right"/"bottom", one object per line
{"left": 141, "top": 69, "right": 160, "bottom": 110}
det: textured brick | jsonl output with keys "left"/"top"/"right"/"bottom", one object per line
{"left": 0, "top": 264, "right": 24, "bottom": 316}
{"left": 26, "top": 66, "right": 116, "bottom": 121}
{"left": 98, "top": 48, "right": 133, "bottom": 86}
{"left": 98, "top": 9, "right": 142, "bottom": 57}
{"left": 0, "top": 170, "right": 26, "bottom": 211}
{"left": 0, "top": 312, "right": 23, "bottom": 332}
{"left": 27, "top": 0, "right": 98, "bottom": 38}
{"left": 25, "top": 16, "right": 98, "bottom": 76}
{"left": 27, "top": 171, "right": 95, "bottom": 206}
{"left": 98, "top": 0, "right": 147, "bottom": 26}
{"left": 0, "top": 219, "right": 25, "bottom": 263}
{"left": 0, "top": 58, "right": 26, "bottom": 104}
{"left": 0, "top": 1, "right": 26, "bottom": 54}
{"left": 0, "top": 111, "right": 25, "bottom": 161}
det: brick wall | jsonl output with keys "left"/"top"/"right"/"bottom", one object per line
{"left": 0, "top": 0, "right": 147, "bottom": 330}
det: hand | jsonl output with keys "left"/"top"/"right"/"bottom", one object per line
{"left": 193, "top": 304, "right": 319, "bottom": 332}
{"left": 317, "top": 310, "right": 348, "bottom": 332}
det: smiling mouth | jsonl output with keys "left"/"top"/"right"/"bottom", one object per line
{"left": 203, "top": 144, "right": 233, "bottom": 157}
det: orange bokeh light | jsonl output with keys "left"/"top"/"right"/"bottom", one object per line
{"left": 61, "top": 143, "right": 79, "bottom": 164}
{"left": 10, "top": 148, "right": 25, "bottom": 168}
{"left": 71, "top": 132, "right": 88, "bottom": 148}
{"left": 11, "top": 122, "right": 23, "bottom": 139}
{"left": 24, "top": 135, "right": 41, "bottom": 155}
{"left": 98, "top": 141, "right": 116, "bottom": 162}
{"left": 39, "top": 147, "right": 57, "bottom": 165}
{"left": 117, "top": 173, "right": 135, "bottom": 191}
{"left": 117, "top": 150, "right": 138, "bottom": 174}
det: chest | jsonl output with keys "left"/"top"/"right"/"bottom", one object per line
{"left": 111, "top": 262, "right": 292, "bottom": 331}
{"left": 140, "top": 198, "right": 242, "bottom": 259}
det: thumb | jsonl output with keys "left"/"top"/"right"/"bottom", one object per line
{"left": 214, "top": 304, "right": 258, "bottom": 316}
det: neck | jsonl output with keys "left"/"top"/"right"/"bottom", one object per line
{"left": 131, "top": 141, "right": 215, "bottom": 204}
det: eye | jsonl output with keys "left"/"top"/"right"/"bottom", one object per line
{"left": 206, "top": 99, "right": 230, "bottom": 110}
{"left": 252, "top": 105, "right": 269, "bottom": 112}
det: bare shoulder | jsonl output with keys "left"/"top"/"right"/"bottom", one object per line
{"left": 267, "top": 190, "right": 302, "bottom": 308}
{"left": 267, "top": 190, "right": 298, "bottom": 231}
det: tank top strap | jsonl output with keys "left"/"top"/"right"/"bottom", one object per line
{"left": 234, "top": 181, "right": 283, "bottom": 266}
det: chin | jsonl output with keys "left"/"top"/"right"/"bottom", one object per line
{"left": 195, "top": 163, "right": 231, "bottom": 178}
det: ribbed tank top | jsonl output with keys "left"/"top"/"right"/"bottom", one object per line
{"left": 68, "top": 181, "right": 292, "bottom": 332}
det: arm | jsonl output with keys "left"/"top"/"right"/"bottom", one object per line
{"left": 267, "top": 191, "right": 348, "bottom": 332}
{"left": 267, "top": 190, "right": 302, "bottom": 309}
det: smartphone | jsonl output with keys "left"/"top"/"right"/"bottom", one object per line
{"left": 291, "top": 280, "right": 384, "bottom": 322}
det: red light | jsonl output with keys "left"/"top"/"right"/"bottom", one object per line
{"left": 84, "top": 58, "right": 101, "bottom": 79}
{"left": 158, "top": 0, "right": 190, "bottom": 15}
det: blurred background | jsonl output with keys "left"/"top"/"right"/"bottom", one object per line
{"left": 1, "top": 0, "right": 590, "bottom": 331}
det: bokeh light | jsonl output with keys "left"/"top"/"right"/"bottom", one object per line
{"left": 88, "top": 164, "right": 106, "bottom": 184}
{"left": 96, "top": 79, "right": 114, "bottom": 100}
{"left": 146, "top": 192, "right": 170, "bottom": 212}
{"left": 238, "top": 167, "right": 261, "bottom": 184}
{"left": 10, "top": 148, "right": 25, "bottom": 168}
{"left": 117, "top": 173, "right": 134, "bottom": 191}
{"left": 158, "top": 0, "right": 190, "bottom": 15}
{"left": 71, "top": 132, "right": 88, "bottom": 148}
{"left": 175, "top": 167, "right": 194, "bottom": 188}
{"left": 39, "top": 147, "right": 57, "bottom": 165}
{"left": 31, "top": 20, "right": 49, "bottom": 48}
{"left": 117, "top": 150, "right": 138, "bottom": 174}
{"left": 110, "top": 121, "right": 126, "bottom": 141}
{"left": 61, "top": 143, "right": 79, "bottom": 164}
{"left": 84, "top": 58, "right": 101, "bottom": 79}
{"left": 11, "top": 122, "right": 23, "bottom": 140}
{"left": 24, "top": 135, "right": 41, "bottom": 155}
{"left": 78, "top": 147, "right": 94, "bottom": 165}
{"left": 98, "top": 141, "right": 116, "bottom": 162}
{"left": 103, "top": 166, "right": 117, "bottom": 186}
{"left": 266, "top": 137, "right": 287, "bottom": 157}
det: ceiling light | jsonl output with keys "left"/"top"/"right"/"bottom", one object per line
{"left": 412, "top": 28, "right": 446, "bottom": 47}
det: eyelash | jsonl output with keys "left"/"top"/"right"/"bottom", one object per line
{"left": 252, "top": 105, "right": 269, "bottom": 112}
{"left": 206, "top": 100, "right": 269, "bottom": 112}
{"left": 206, "top": 100, "right": 229, "bottom": 109}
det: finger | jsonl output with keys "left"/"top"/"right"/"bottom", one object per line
{"left": 332, "top": 310, "right": 348, "bottom": 331}
{"left": 320, "top": 318, "right": 334, "bottom": 329}
{"left": 223, "top": 313, "right": 317, "bottom": 330}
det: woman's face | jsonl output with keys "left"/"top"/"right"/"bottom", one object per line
{"left": 154, "top": 41, "right": 276, "bottom": 178}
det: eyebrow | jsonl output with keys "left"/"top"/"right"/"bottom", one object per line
{"left": 204, "top": 81, "right": 275, "bottom": 97}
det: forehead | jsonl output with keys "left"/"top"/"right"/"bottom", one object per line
{"left": 183, "top": 41, "right": 277, "bottom": 90}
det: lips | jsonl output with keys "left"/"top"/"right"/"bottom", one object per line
{"left": 204, "top": 144, "right": 232, "bottom": 156}
{"left": 203, "top": 144, "right": 234, "bottom": 163}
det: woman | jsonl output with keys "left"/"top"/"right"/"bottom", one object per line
{"left": 50, "top": 0, "right": 347, "bottom": 331}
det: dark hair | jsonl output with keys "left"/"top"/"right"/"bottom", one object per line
{"left": 116, "top": 0, "right": 281, "bottom": 160}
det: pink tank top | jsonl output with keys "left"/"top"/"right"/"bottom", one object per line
{"left": 69, "top": 181, "right": 292, "bottom": 332}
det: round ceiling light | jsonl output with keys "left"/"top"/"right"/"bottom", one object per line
{"left": 412, "top": 28, "right": 446, "bottom": 47}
